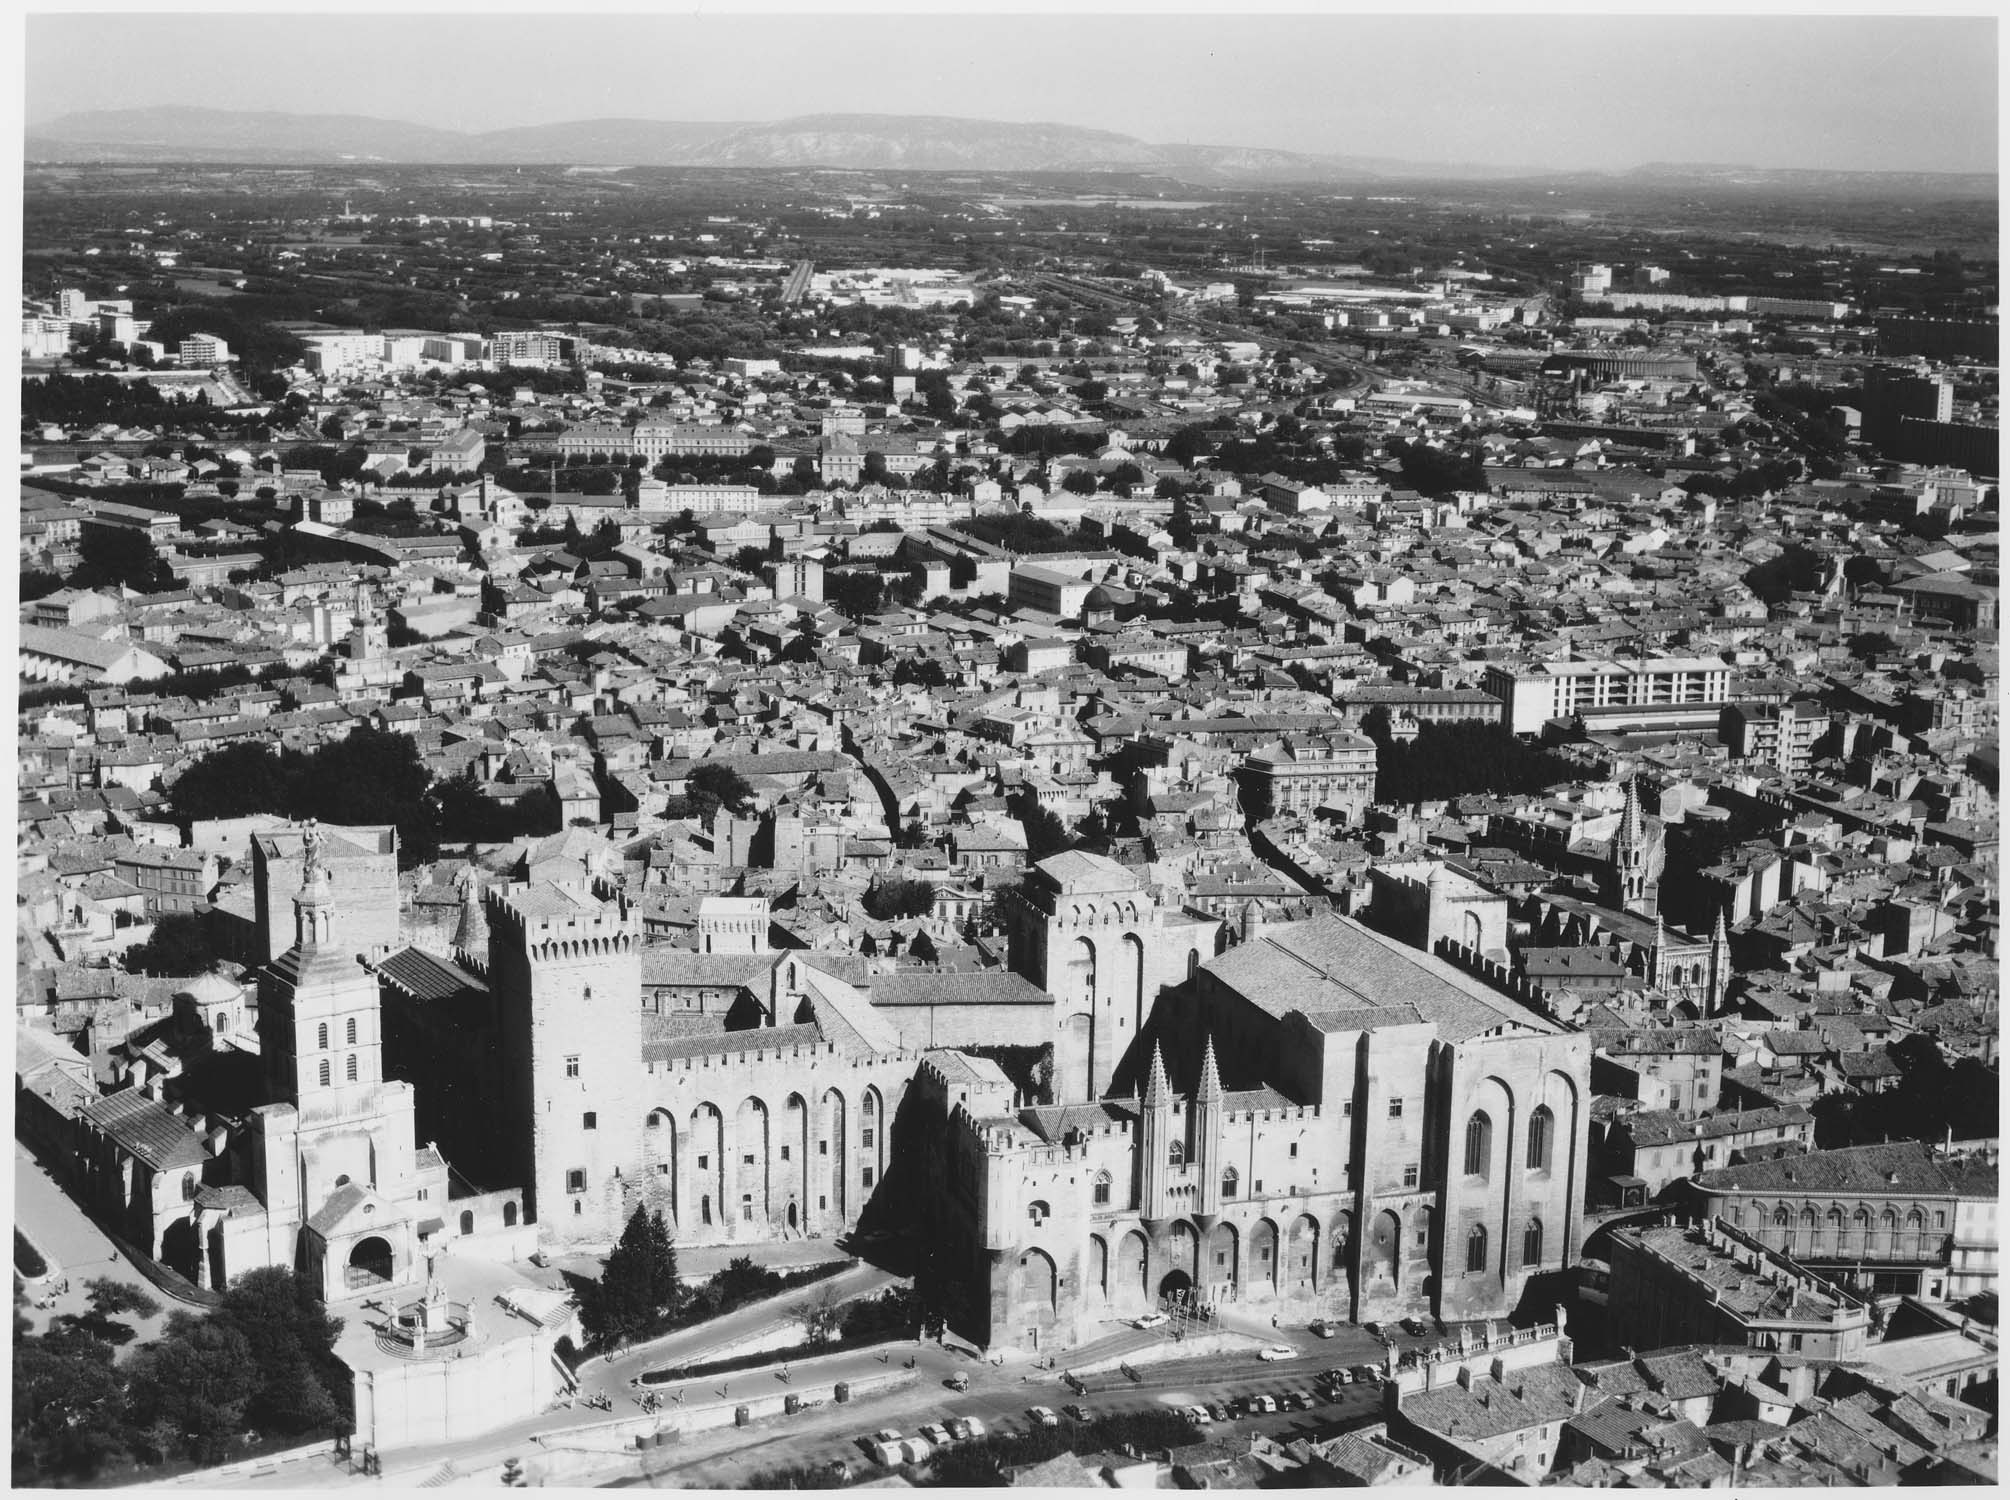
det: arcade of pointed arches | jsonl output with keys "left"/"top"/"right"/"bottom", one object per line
{"left": 633, "top": 1081, "right": 892, "bottom": 1242}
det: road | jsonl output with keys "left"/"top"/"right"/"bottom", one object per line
{"left": 14, "top": 1142, "right": 176, "bottom": 1346}
{"left": 616, "top": 1341, "right": 1391, "bottom": 1488}
{"left": 572, "top": 1260, "right": 902, "bottom": 1398}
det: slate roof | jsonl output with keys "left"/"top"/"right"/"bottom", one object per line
{"left": 81, "top": 1089, "right": 207, "bottom": 1171}
{"left": 1205, "top": 913, "right": 1560, "bottom": 1042}
{"left": 1695, "top": 1140, "right": 1987, "bottom": 1199}
{"left": 870, "top": 971, "right": 1051, "bottom": 1008}
{"left": 376, "top": 945, "right": 489, "bottom": 1002}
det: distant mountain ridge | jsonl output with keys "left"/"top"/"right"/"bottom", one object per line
{"left": 24, "top": 106, "right": 1997, "bottom": 195}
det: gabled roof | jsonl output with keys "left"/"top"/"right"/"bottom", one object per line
{"left": 82, "top": 1089, "right": 207, "bottom": 1171}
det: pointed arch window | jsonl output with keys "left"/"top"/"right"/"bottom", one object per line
{"left": 1093, "top": 1170, "right": 1112, "bottom": 1206}
{"left": 1465, "top": 1223, "right": 1488, "bottom": 1274}
{"left": 1526, "top": 1106, "right": 1554, "bottom": 1172}
{"left": 1221, "top": 1166, "right": 1239, "bottom": 1199}
{"left": 1523, "top": 1217, "right": 1544, "bottom": 1268}
{"left": 1168, "top": 1140, "right": 1185, "bottom": 1169}
{"left": 1463, "top": 1112, "right": 1492, "bottom": 1178}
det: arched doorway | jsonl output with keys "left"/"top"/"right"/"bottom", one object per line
{"left": 503, "top": 1201, "right": 518, "bottom": 1228}
{"left": 1207, "top": 1221, "right": 1239, "bottom": 1296}
{"left": 1017, "top": 1248, "right": 1058, "bottom": 1314}
{"left": 159, "top": 1218, "right": 199, "bottom": 1280}
{"left": 1116, "top": 1230, "right": 1149, "bottom": 1314}
{"left": 1249, "top": 1218, "right": 1279, "bottom": 1296}
{"left": 1287, "top": 1214, "right": 1320, "bottom": 1296}
{"left": 786, "top": 1201, "right": 799, "bottom": 1231}
{"left": 1087, "top": 1235, "right": 1109, "bottom": 1307}
{"left": 1369, "top": 1209, "right": 1401, "bottom": 1287}
{"left": 347, "top": 1236, "right": 394, "bottom": 1290}
{"left": 1159, "top": 1268, "right": 1193, "bottom": 1304}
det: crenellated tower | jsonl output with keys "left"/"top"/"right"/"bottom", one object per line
{"left": 485, "top": 880, "right": 642, "bottom": 1245}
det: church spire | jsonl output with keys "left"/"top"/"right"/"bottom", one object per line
{"left": 1618, "top": 776, "right": 1645, "bottom": 849}
{"left": 1144, "top": 1042, "right": 1171, "bottom": 1109}
{"left": 1196, "top": 1034, "right": 1222, "bottom": 1104}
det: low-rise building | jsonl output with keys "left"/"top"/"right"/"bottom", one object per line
{"left": 1606, "top": 1216, "right": 1874, "bottom": 1360}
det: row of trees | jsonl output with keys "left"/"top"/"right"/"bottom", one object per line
{"left": 166, "top": 727, "right": 442, "bottom": 868}
{"left": 14, "top": 1268, "right": 347, "bottom": 1486}
{"left": 1366, "top": 718, "right": 1583, "bottom": 806}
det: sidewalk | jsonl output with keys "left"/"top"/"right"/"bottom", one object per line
{"left": 577, "top": 1260, "right": 902, "bottom": 1396}
{"left": 13, "top": 1143, "right": 175, "bottom": 1346}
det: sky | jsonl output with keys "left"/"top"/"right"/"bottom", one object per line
{"left": 21, "top": 7, "right": 2002, "bottom": 174}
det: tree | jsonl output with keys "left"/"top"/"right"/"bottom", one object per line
{"left": 212, "top": 1267, "right": 346, "bottom": 1437}
{"left": 71, "top": 527, "right": 175, "bottom": 594}
{"left": 686, "top": 762, "right": 755, "bottom": 827}
{"left": 122, "top": 1310, "right": 256, "bottom": 1465}
{"left": 20, "top": 569, "right": 67, "bottom": 602}
{"left": 580, "top": 1208, "right": 658, "bottom": 1350}
{"left": 862, "top": 878, "right": 937, "bottom": 921}
{"left": 165, "top": 740, "right": 290, "bottom": 821}
{"left": 12, "top": 1325, "right": 127, "bottom": 1484}
{"left": 642, "top": 1210, "right": 680, "bottom": 1318}
{"left": 789, "top": 1280, "right": 846, "bottom": 1345}
{"left": 1060, "top": 470, "right": 1099, "bottom": 496}
{"left": 122, "top": 912, "right": 214, "bottom": 978}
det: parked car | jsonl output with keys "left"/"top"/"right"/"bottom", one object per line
{"left": 1206, "top": 1401, "right": 1231, "bottom": 1422}
{"left": 1247, "top": 1393, "right": 1278, "bottom": 1414}
{"left": 902, "top": 1438, "right": 934, "bottom": 1465}
{"left": 1363, "top": 1321, "right": 1385, "bottom": 1339}
{"left": 946, "top": 1416, "right": 986, "bottom": 1442}
{"left": 1309, "top": 1318, "right": 1334, "bottom": 1338}
{"left": 1183, "top": 1404, "right": 1213, "bottom": 1425}
{"left": 945, "top": 1372, "right": 970, "bottom": 1392}
{"left": 1284, "top": 1390, "right": 1314, "bottom": 1411}
{"left": 1401, "top": 1316, "right": 1429, "bottom": 1337}
{"left": 920, "top": 1423, "right": 951, "bottom": 1449}
{"left": 1134, "top": 1311, "right": 1170, "bottom": 1330}
{"left": 1028, "top": 1405, "right": 1060, "bottom": 1428}
{"left": 1064, "top": 1403, "right": 1092, "bottom": 1421}
{"left": 871, "top": 1428, "right": 903, "bottom": 1445}
{"left": 1259, "top": 1344, "right": 1295, "bottom": 1362}
{"left": 1352, "top": 1364, "right": 1382, "bottom": 1384}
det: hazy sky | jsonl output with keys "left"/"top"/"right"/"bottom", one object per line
{"left": 23, "top": 9, "right": 2001, "bottom": 174}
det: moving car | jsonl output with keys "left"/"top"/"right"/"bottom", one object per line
{"left": 1028, "top": 1405, "right": 1060, "bottom": 1428}
{"left": 1134, "top": 1311, "right": 1170, "bottom": 1330}
{"left": 1401, "top": 1316, "right": 1429, "bottom": 1336}
{"left": 1258, "top": 1344, "right": 1295, "bottom": 1362}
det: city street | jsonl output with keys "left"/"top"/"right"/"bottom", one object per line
{"left": 617, "top": 1343, "right": 1392, "bottom": 1488}
{"left": 14, "top": 1141, "right": 175, "bottom": 1345}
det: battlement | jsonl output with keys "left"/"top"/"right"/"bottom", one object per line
{"left": 486, "top": 881, "right": 637, "bottom": 958}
